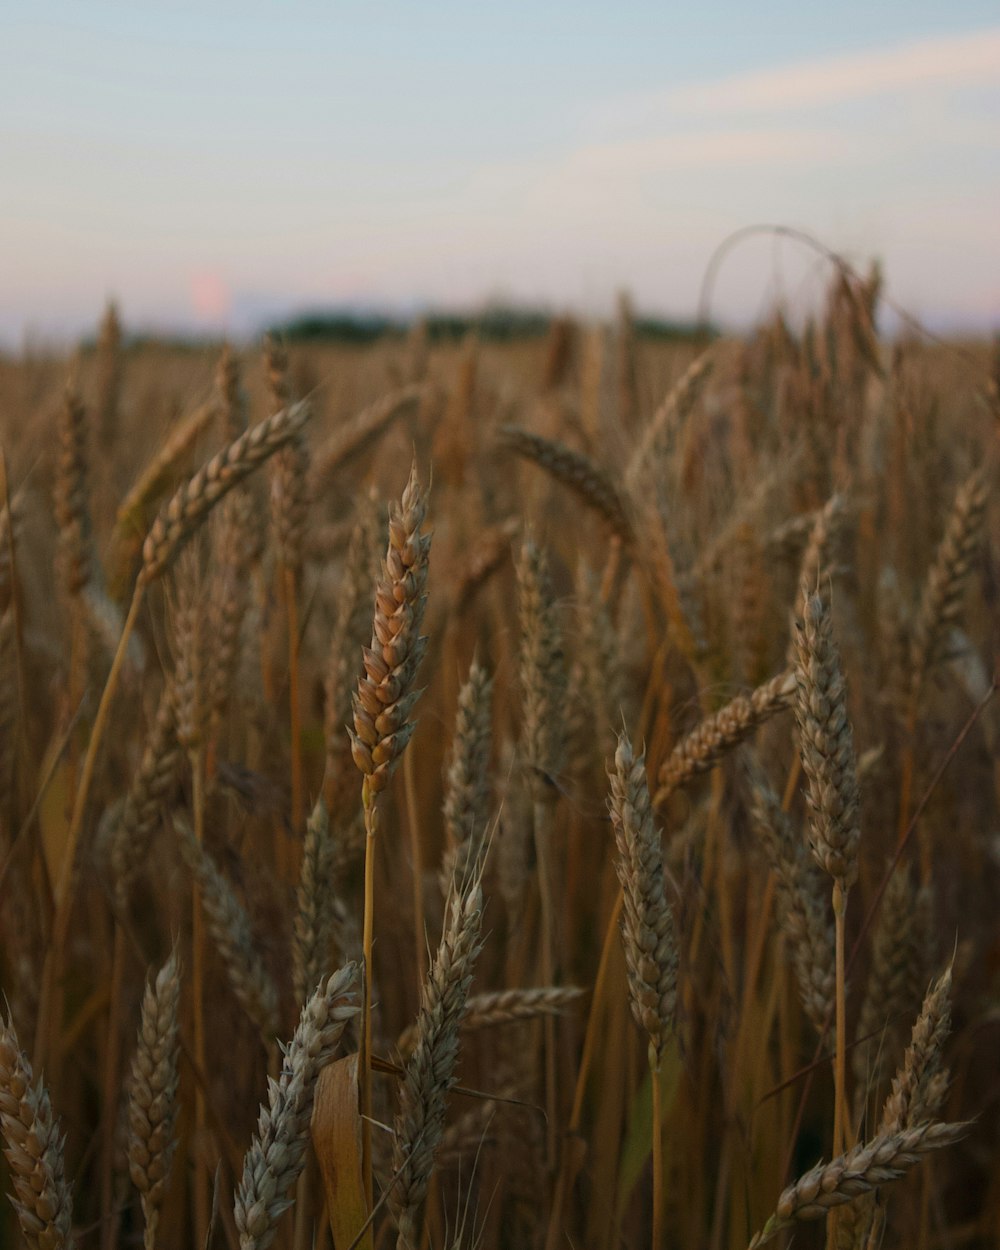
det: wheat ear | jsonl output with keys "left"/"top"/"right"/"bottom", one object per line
{"left": 391, "top": 873, "right": 485, "bottom": 1249}
{"left": 292, "top": 798, "right": 339, "bottom": 1006}
{"left": 793, "top": 587, "right": 861, "bottom": 1160}
{"left": 609, "top": 733, "right": 677, "bottom": 1250}
{"left": 53, "top": 376, "right": 94, "bottom": 599}
{"left": 655, "top": 669, "right": 796, "bottom": 805}
{"left": 350, "top": 463, "right": 431, "bottom": 794}
{"left": 352, "top": 463, "right": 431, "bottom": 1225}
{"left": 879, "top": 965, "right": 952, "bottom": 1135}
{"left": 609, "top": 735, "right": 678, "bottom": 1057}
{"left": 852, "top": 863, "right": 925, "bottom": 1097}
{"left": 235, "top": 964, "right": 359, "bottom": 1250}
{"left": 499, "top": 424, "right": 634, "bottom": 545}
{"left": 747, "top": 1121, "right": 968, "bottom": 1249}
{"left": 747, "top": 762, "right": 834, "bottom": 1037}
{"left": 127, "top": 951, "right": 182, "bottom": 1250}
{"left": 310, "top": 384, "right": 429, "bottom": 491}
{"left": 440, "top": 659, "right": 493, "bottom": 896}
{"left": 0, "top": 1013, "right": 74, "bottom": 1250}
{"left": 141, "top": 401, "right": 311, "bottom": 584}
{"left": 175, "top": 818, "right": 280, "bottom": 1041}
{"left": 909, "top": 468, "right": 989, "bottom": 710}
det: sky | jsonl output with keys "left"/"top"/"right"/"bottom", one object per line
{"left": 1, "top": 2, "right": 998, "bottom": 346}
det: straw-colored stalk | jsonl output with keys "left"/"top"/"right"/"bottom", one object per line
{"left": 172, "top": 548, "right": 213, "bottom": 1241}
{"left": 95, "top": 300, "right": 122, "bottom": 448}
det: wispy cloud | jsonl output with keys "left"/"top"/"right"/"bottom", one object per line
{"left": 557, "top": 128, "right": 848, "bottom": 176}
{"left": 617, "top": 27, "right": 1000, "bottom": 118}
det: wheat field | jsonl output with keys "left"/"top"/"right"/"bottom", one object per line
{"left": 0, "top": 279, "right": 998, "bottom": 1250}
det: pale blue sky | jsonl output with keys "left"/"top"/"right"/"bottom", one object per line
{"left": 2, "top": 2, "right": 998, "bottom": 344}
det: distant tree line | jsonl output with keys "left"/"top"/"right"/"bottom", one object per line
{"left": 274, "top": 306, "right": 713, "bottom": 344}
